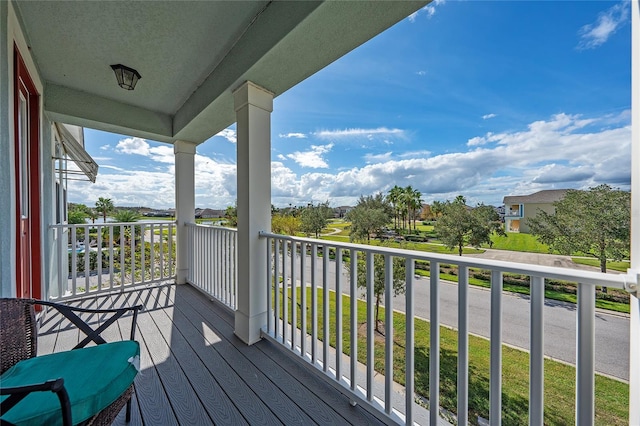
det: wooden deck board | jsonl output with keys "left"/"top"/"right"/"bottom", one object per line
{"left": 36, "top": 284, "right": 388, "bottom": 426}
{"left": 135, "top": 300, "right": 214, "bottom": 425}
{"left": 141, "top": 288, "right": 250, "bottom": 426}
{"left": 174, "top": 284, "right": 384, "bottom": 425}
{"left": 169, "top": 286, "right": 320, "bottom": 425}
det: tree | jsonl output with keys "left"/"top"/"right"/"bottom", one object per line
{"left": 387, "top": 186, "right": 424, "bottom": 232}
{"left": 435, "top": 196, "right": 503, "bottom": 255}
{"left": 346, "top": 193, "right": 392, "bottom": 243}
{"left": 431, "top": 200, "right": 444, "bottom": 219}
{"left": 88, "top": 209, "right": 98, "bottom": 224}
{"left": 271, "top": 213, "right": 300, "bottom": 235}
{"left": 107, "top": 210, "right": 140, "bottom": 245}
{"left": 527, "top": 184, "right": 630, "bottom": 274}
{"left": 352, "top": 248, "right": 406, "bottom": 332}
{"left": 388, "top": 185, "right": 403, "bottom": 230}
{"left": 68, "top": 210, "right": 86, "bottom": 224}
{"left": 95, "top": 197, "right": 114, "bottom": 222}
{"left": 407, "top": 187, "right": 422, "bottom": 232}
{"left": 472, "top": 204, "right": 506, "bottom": 248}
{"left": 224, "top": 205, "right": 237, "bottom": 227}
{"left": 112, "top": 209, "right": 140, "bottom": 223}
{"left": 300, "top": 202, "right": 333, "bottom": 238}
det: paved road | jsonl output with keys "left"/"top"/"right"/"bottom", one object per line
{"left": 277, "top": 253, "right": 630, "bottom": 381}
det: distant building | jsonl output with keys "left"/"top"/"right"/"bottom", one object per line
{"left": 333, "top": 206, "right": 352, "bottom": 218}
{"left": 503, "top": 189, "right": 568, "bottom": 233}
{"left": 143, "top": 209, "right": 174, "bottom": 217}
{"left": 196, "top": 208, "right": 225, "bottom": 219}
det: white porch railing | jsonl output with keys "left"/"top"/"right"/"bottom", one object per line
{"left": 186, "top": 223, "right": 237, "bottom": 310}
{"left": 259, "top": 231, "right": 634, "bottom": 425}
{"left": 50, "top": 221, "right": 176, "bottom": 301}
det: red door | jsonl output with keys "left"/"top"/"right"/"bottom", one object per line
{"left": 14, "top": 46, "right": 41, "bottom": 299}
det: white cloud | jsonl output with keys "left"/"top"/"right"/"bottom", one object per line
{"left": 215, "top": 128, "right": 237, "bottom": 143}
{"left": 531, "top": 164, "right": 594, "bottom": 184}
{"left": 577, "top": 2, "right": 628, "bottom": 50}
{"left": 70, "top": 111, "right": 631, "bottom": 209}
{"left": 100, "top": 165, "right": 125, "bottom": 171}
{"left": 115, "top": 137, "right": 174, "bottom": 163}
{"left": 408, "top": 0, "right": 445, "bottom": 22}
{"left": 100, "top": 144, "right": 110, "bottom": 150}
{"left": 315, "top": 127, "right": 405, "bottom": 139}
{"left": 279, "top": 132, "right": 307, "bottom": 139}
{"left": 482, "top": 113, "right": 497, "bottom": 120}
{"left": 287, "top": 143, "right": 334, "bottom": 168}
{"left": 116, "top": 137, "right": 149, "bottom": 155}
{"left": 364, "top": 152, "right": 393, "bottom": 163}
{"left": 416, "top": 70, "right": 427, "bottom": 76}
{"left": 292, "top": 112, "right": 629, "bottom": 206}
{"left": 277, "top": 154, "right": 286, "bottom": 161}
{"left": 148, "top": 145, "right": 175, "bottom": 164}
{"left": 467, "top": 136, "right": 486, "bottom": 146}
{"left": 467, "top": 132, "right": 503, "bottom": 147}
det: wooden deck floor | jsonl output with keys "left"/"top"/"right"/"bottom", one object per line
{"left": 37, "top": 284, "right": 387, "bottom": 425}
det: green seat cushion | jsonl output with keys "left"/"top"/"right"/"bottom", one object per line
{"left": 0, "top": 340, "right": 140, "bottom": 426}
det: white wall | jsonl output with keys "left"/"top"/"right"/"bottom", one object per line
{"left": 0, "top": 0, "right": 11, "bottom": 296}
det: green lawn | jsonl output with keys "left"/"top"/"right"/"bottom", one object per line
{"left": 415, "top": 223, "right": 434, "bottom": 231}
{"left": 141, "top": 216, "right": 175, "bottom": 221}
{"left": 319, "top": 236, "right": 484, "bottom": 255}
{"left": 487, "top": 233, "right": 550, "bottom": 253}
{"left": 414, "top": 268, "right": 630, "bottom": 314}
{"left": 278, "top": 288, "right": 628, "bottom": 425}
{"left": 571, "top": 257, "right": 630, "bottom": 272}
{"left": 322, "top": 221, "right": 351, "bottom": 236}
{"left": 316, "top": 226, "right": 630, "bottom": 314}
{"left": 320, "top": 235, "right": 351, "bottom": 243}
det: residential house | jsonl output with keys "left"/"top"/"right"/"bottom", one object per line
{"left": 195, "top": 208, "right": 225, "bottom": 219}
{"left": 1, "top": 1, "right": 637, "bottom": 425}
{"left": 503, "top": 189, "right": 568, "bottom": 233}
{"left": 333, "top": 205, "right": 352, "bottom": 218}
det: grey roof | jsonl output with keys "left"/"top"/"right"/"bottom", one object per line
{"left": 503, "top": 189, "right": 568, "bottom": 205}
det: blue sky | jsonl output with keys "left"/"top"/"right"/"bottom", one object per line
{"left": 71, "top": 1, "right": 631, "bottom": 209}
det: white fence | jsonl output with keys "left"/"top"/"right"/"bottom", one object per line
{"left": 186, "top": 223, "right": 237, "bottom": 310}
{"left": 50, "top": 221, "right": 176, "bottom": 301}
{"left": 259, "top": 231, "right": 634, "bottom": 425}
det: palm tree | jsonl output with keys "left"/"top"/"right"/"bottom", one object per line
{"left": 408, "top": 188, "right": 423, "bottom": 232}
{"left": 400, "top": 186, "right": 415, "bottom": 232}
{"left": 106, "top": 209, "right": 140, "bottom": 245}
{"left": 387, "top": 185, "right": 403, "bottom": 230}
{"left": 431, "top": 200, "right": 444, "bottom": 219}
{"left": 88, "top": 209, "right": 98, "bottom": 224}
{"left": 112, "top": 209, "right": 140, "bottom": 223}
{"left": 95, "top": 197, "right": 114, "bottom": 222}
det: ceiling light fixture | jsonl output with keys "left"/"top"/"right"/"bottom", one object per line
{"left": 110, "top": 64, "right": 141, "bottom": 90}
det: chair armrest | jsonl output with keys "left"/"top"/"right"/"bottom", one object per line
{"left": 30, "top": 300, "right": 143, "bottom": 348}
{"left": 0, "top": 378, "right": 71, "bottom": 426}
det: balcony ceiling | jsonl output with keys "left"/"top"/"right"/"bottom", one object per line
{"left": 14, "top": 1, "right": 428, "bottom": 144}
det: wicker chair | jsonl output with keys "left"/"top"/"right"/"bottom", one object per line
{"left": 0, "top": 298, "right": 142, "bottom": 426}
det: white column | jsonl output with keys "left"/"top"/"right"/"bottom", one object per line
{"left": 629, "top": 1, "right": 639, "bottom": 423}
{"left": 233, "top": 81, "right": 273, "bottom": 345}
{"left": 174, "top": 140, "right": 196, "bottom": 285}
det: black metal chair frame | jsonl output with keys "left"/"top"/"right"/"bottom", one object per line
{"left": 0, "top": 298, "right": 142, "bottom": 426}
